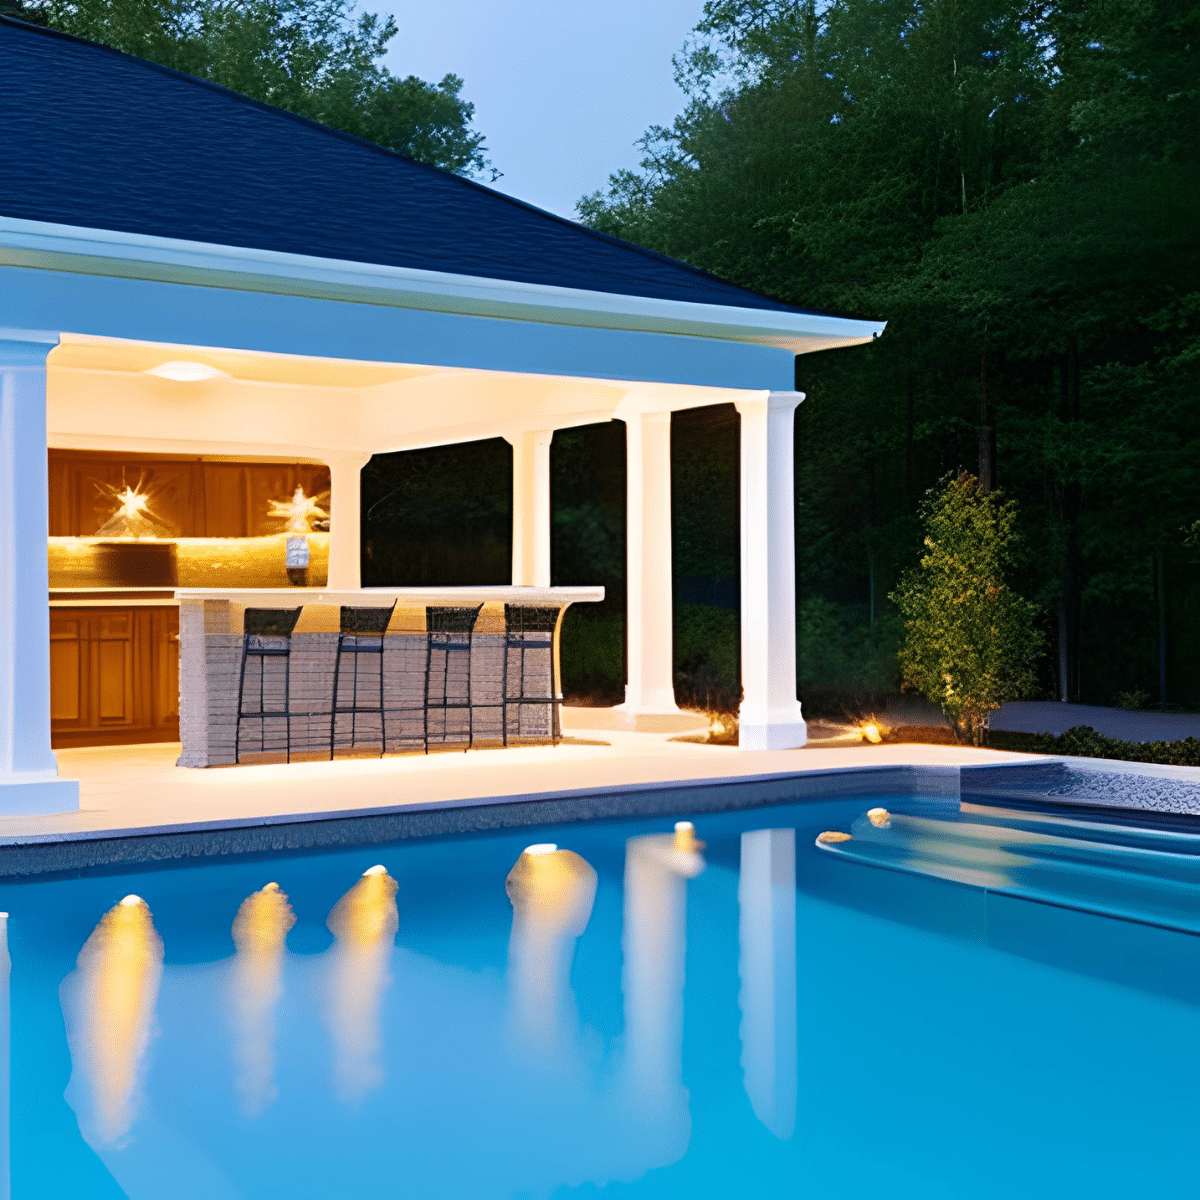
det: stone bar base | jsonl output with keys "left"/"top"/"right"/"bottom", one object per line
{"left": 176, "top": 589, "right": 606, "bottom": 768}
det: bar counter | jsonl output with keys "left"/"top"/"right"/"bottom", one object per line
{"left": 175, "top": 586, "right": 604, "bottom": 767}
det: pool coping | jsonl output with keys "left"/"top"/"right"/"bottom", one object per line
{"left": 4, "top": 754, "right": 1200, "bottom": 878}
{"left": 0, "top": 762, "right": 959, "bottom": 878}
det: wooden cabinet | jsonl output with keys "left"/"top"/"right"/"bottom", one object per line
{"left": 50, "top": 607, "right": 180, "bottom": 747}
{"left": 47, "top": 450, "right": 330, "bottom": 538}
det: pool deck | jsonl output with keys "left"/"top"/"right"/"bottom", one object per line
{"left": 3, "top": 709, "right": 1036, "bottom": 848}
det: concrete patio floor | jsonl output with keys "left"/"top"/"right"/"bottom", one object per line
{"left": 2, "top": 709, "right": 1035, "bottom": 847}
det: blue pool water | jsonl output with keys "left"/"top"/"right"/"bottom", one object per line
{"left": 6, "top": 792, "right": 1200, "bottom": 1199}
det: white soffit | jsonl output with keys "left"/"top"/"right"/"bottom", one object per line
{"left": 0, "top": 216, "right": 886, "bottom": 354}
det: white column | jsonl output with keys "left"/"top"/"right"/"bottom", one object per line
{"left": 325, "top": 452, "right": 372, "bottom": 590}
{"left": 505, "top": 430, "right": 552, "bottom": 587}
{"left": 0, "top": 331, "right": 78, "bottom": 815}
{"left": 621, "top": 410, "right": 678, "bottom": 715}
{"left": 735, "top": 392, "right": 806, "bottom": 751}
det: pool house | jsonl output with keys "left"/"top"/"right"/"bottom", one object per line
{"left": 1, "top": 15, "right": 882, "bottom": 817}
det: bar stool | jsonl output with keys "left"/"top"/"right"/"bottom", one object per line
{"left": 425, "top": 604, "right": 484, "bottom": 751}
{"left": 236, "top": 606, "right": 303, "bottom": 763}
{"left": 503, "top": 604, "right": 561, "bottom": 745}
{"left": 330, "top": 602, "right": 397, "bottom": 759}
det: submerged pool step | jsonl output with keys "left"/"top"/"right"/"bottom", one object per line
{"left": 816, "top": 807, "right": 1200, "bottom": 935}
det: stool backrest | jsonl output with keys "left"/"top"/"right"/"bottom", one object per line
{"left": 504, "top": 605, "right": 559, "bottom": 635}
{"left": 426, "top": 604, "right": 484, "bottom": 634}
{"left": 340, "top": 604, "right": 396, "bottom": 635}
{"left": 244, "top": 607, "right": 302, "bottom": 638}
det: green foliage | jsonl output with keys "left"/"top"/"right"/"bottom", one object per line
{"left": 797, "top": 596, "right": 900, "bottom": 712}
{"left": 674, "top": 604, "right": 740, "bottom": 712}
{"left": 580, "top": 0, "right": 1200, "bottom": 711}
{"left": 892, "top": 474, "right": 1042, "bottom": 743}
{"left": 22, "top": 0, "right": 492, "bottom": 175}
{"left": 559, "top": 608, "right": 624, "bottom": 703}
{"left": 1114, "top": 688, "right": 1152, "bottom": 711}
{"left": 989, "top": 726, "right": 1200, "bottom": 767}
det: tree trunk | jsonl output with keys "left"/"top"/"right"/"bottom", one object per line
{"left": 1157, "top": 553, "right": 1168, "bottom": 712}
{"left": 978, "top": 331, "right": 994, "bottom": 492}
{"left": 905, "top": 360, "right": 915, "bottom": 495}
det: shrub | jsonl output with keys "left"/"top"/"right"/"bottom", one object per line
{"left": 559, "top": 607, "right": 624, "bottom": 704}
{"left": 892, "top": 474, "right": 1043, "bottom": 745}
{"left": 674, "top": 604, "right": 740, "bottom": 713}
{"left": 797, "top": 596, "right": 901, "bottom": 714}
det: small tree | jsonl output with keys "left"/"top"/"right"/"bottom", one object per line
{"left": 891, "top": 473, "right": 1042, "bottom": 744}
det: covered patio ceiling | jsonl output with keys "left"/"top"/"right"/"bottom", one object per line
{"left": 47, "top": 332, "right": 765, "bottom": 460}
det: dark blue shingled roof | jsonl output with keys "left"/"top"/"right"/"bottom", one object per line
{"left": 1, "top": 16, "right": 807, "bottom": 314}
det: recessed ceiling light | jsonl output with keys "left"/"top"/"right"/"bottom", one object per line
{"left": 144, "top": 360, "right": 226, "bottom": 382}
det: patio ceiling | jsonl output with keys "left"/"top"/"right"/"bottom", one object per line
{"left": 47, "top": 333, "right": 762, "bottom": 460}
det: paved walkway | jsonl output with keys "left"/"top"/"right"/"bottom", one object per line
{"left": 882, "top": 694, "right": 1200, "bottom": 742}
{"left": 989, "top": 702, "right": 1200, "bottom": 741}
{"left": 3, "top": 715, "right": 1031, "bottom": 846}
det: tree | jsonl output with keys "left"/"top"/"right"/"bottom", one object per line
{"left": 578, "top": 0, "right": 1200, "bottom": 711}
{"left": 891, "top": 474, "right": 1042, "bottom": 744}
{"left": 19, "top": 0, "right": 493, "bottom": 177}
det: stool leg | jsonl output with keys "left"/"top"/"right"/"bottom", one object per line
{"left": 236, "top": 637, "right": 250, "bottom": 764}
{"left": 330, "top": 636, "right": 342, "bottom": 761}
{"left": 284, "top": 648, "right": 292, "bottom": 764}
{"left": 379, "top": 640, "right": 386, "bottom": 758}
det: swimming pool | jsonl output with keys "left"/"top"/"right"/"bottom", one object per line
{"left": 6, "top": 790, "right": 1200, "bottom": 1198}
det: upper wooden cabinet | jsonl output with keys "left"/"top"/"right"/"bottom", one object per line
{"left": 48, "top": 450, "right": 331, "bottom": 539}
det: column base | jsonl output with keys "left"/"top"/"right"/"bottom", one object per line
{"left": 611, "top": 700, "right": 708, "bottom": 735}
{"left": 0, "top": 774, "right": 80, "bottom": 815}
{"left": 737, "top": 705, "right": 807, "bottom": 752}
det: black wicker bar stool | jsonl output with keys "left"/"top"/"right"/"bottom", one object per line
{"left": 329, "top": 602, "right": 397, "bottom": 759}
{"left": 236, "top": 606, "right": 303, "bottom": 763}
{"left": 502, "top": 604, "right": 562, "bottom": 745}
{"left": 424, "top": 603, "right": 484, "bottom": 752}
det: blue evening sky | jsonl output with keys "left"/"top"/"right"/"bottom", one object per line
{"left": 375, "top": 0, "right": 708, "bottom": 219}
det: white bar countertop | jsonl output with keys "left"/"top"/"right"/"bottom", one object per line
{"left": 174, "top": 586, "right": 605, "bottom": 606}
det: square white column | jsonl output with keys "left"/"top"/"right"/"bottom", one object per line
{"left": 0, "top": 330, "right": 79, "bottom": 814}
{"left": 735, "top": 392, "right": 806, "bottom": 750}
{"left": 506, "top": 430, "right": 553, "bottom": 587}
{"left": 325, "top": 452, "right": 372, "bottom": 590}
{"left": 620, "top": 410, "right": 678, "bottom": 715}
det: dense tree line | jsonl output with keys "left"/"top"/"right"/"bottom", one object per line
{"left": 580, "top": 0, "right": 1200, "bottom": 711}
{"left": 6, "top": 0, "right": 492, "bottom": 176}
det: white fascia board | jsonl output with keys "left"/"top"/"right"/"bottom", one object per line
{"left": 0, "top": 216, "right": 886, "bottom": 354}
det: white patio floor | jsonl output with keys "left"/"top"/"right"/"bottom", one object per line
{"left": 0, "top": 710, "right": 1033, "bottom": 846}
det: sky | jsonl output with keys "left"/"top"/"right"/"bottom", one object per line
{"left": 374, "top": 0, "right": 708, "bottom": 220}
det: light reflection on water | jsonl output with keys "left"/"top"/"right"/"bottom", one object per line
{"left": 323, "top": 866, "right": 400, "bottom": 1104}
{"left": 229, "top": 882, "right": 295, "bottom": 1116}
{"left": 61, "top": 896, "right": 163, "bottom": 1149}
{"left": 13, "top": 796, "right": 1200, "bottom": 1198}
